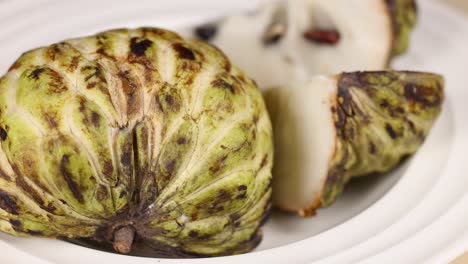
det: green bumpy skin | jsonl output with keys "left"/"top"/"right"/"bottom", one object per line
{"left": 322, "top": 71, "right": 443, "bottom": 207}
{"left": 0, "top": 28, "right": 273, "bottom": 257}
{"left": 387, "top": 0, "right": 418, "bottom": 57}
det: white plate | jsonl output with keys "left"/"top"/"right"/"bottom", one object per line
{"left": 0, "top": 0, "right": 467, "bottom": 263}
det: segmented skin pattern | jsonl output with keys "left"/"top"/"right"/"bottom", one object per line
{"left": 0, "top": 28, "right": 273, "bottom": 257}
{"left": 322, "top": 71, "right": 443, "bottom": 207}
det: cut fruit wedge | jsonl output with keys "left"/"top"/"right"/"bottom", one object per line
{"left": 264, "top": 71, "right": 443, "bottom": 216}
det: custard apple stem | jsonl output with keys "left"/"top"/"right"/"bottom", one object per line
{"left": 113, "top": 226, "right": 135, "bottom": 254}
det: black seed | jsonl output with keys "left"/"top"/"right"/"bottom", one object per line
{"left": 194, "top": 24, "right": 218, "bottom": 41}
{"left": 0, "top": 128, "right": 7, "bottom": 141}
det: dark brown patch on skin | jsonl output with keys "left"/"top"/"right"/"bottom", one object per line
{"left": 27, "top": 230, "right": 43, "bottom": 236}
{"left": 103, "top": 162, "right": 114, "bottom": 178}
{"left": 369, "top": 141, "right": 377, "bottom": 154}
{"left": 260, "top": 155, "right": 268, "bottom": 170}
{"left": 118, "top": 71, "right": 137, "bottom": 94}
{"left": 172, "top": 43, "right": 195, "bottom": 61}
{"left": 404, "top": 84, "right": 442, "bottom": 107}
{"left": 237, "top": 185, "right": 247, "bottom": 191}
{"left": 84, "top": 66, "right": 105, "bottom": 83}
{"left": 43, "top": 111, "right": 58, "bottom": 128}
{"left": 15, "top": 176, "right": 46, "bottom": 209}
{"left": 216, "top": 189, "right": 232, "bottom": 203}
{"left": 119, "top": 190, "right": 127, "bottom": 199}
{"left": 130, "top": 38, "right": 153, "bottom": 56}
{"left": 236, "top": 193, "right": 247, "bottom": 200}
{"left": 60, "top": 154, "right": 85, "bottom": 203}
{"left": 380, "top": 99, "right": 390, "bottom": 108}
{"left": 9, "top": 219, "right": 21, "bottom": 228}
{"left": 47, "top": 44, "right": 61, "bottom": 61}
{"left": 165, "top": 95, "right": 174, "bottom": 106}
{"left": 96, "top": 185, "right": 109, "bottom": 201}
{"left": 395, "top": 107, "right": 405, "bottom": 114}
{"left": 165, "top": 160, "right": 176, "bottom": 174}
{"left": 45, "top": 69, "right": 68, "bottom": 93}
{"left": 120, "top": 147, "right": 132, "bottom": 167}
{"left": 0, "top": 170, "right": 11, "bottom": 181}
{"left": 87, "top": 82, "right": 97, "bottom": 89}
{"left": 407, "top": 119, "right": 416, "bottom": 133}
{"left": 209, "top": 155, "right": 228, "bottom": 174}
{"left": 0, "top": 127, "right": 7, "bottom": 140}
{"left": 417, "top": 131, "right": 426, "bottom": 141}
{"left": 29, "top": 68, "right": 45, "bottom": 80}
{"left": 10, "top": 163, "right": 51, "bottom": 194}
{"left": 91, "top": 111, "right": 100, "bottom": 127}
{"left": 188, "top": 230, "right": 198, "bottom": 238}
{"left": 0, "top": 191, "right": 18, "bottom": 215}
{"left": 303, "top": 28, "right": 340, "bottom": 45}
{"left": 194, "top": 24, "right": 218, "bottom": 41}
{"left": 385, "top": 123, "right": 398, "bottom": 139}
{"left": 69, "top": 56, "right": 80, "bottom": 72}
{"left": 211, "top": 79, "right": 235, "bottom": 94}
{"left": 257, "top": 205, "right": 272, "bottom": 229}
{"left": 177, "top": 137, "right": 187, "bottom": 145}
{"left": 190, "top": 212, "right": 198, "bottom": 221}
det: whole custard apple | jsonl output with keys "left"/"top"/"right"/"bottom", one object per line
{"left": 0, "top": 28, "right": 273, "bottom": 257}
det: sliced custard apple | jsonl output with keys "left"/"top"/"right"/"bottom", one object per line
{"left": 183, "top": 0, "right": 417, "bottom": 89}
{"left": 264, "top": 71, "right": 443, "bottom": 216}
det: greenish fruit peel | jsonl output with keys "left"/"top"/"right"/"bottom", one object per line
{"left": 265, "top": 71, "right": 443, "bottom": 216}
{"left": 387, "top": 0, "right": 418, "bottom": 56}
{"left": 0, "top": 28, "right": 273, "bottom": 257}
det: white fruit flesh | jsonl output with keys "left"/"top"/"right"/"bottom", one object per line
{"left": 184, "top": 0, "right": 392, "bottom": 89}
{"left": 265, "top": 76, "right": 337, "bottom": 212}
{"left": 292, "top": 0, "right": 392, "bottom": 75}
{"left": 208, "top": 2, "right": 299, "bottom": 88}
